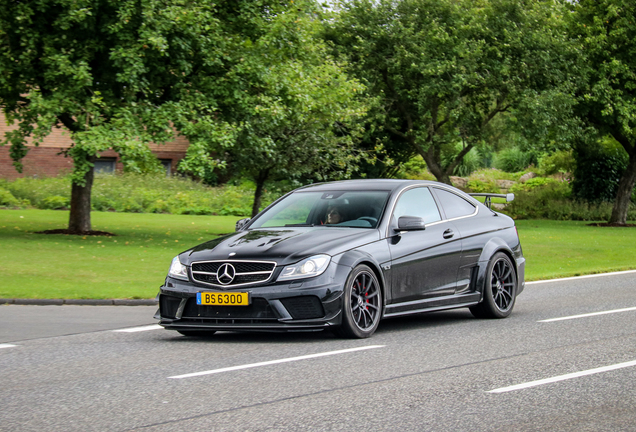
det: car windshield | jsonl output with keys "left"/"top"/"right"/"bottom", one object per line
{"left": 250, "top": 190, "right": 390, "bottom": 229}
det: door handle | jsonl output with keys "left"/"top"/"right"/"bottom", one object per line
{"left": 443, "top": 229, "right": 454, "bottom": 239}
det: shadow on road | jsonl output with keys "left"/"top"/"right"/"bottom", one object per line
{"left": 159, "top": 308, "right": 478, "bottom": 344}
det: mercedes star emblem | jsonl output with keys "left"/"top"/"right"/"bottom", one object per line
{"left": 216, "top": 263, "right": 236, "bottom": 285}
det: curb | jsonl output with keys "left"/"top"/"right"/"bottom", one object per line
{"left": 0, "top": 298, "right": 158, "bottom": 306}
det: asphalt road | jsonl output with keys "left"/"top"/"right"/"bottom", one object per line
{"left": 1, "top": 271, "right": 635, "bottom": 432}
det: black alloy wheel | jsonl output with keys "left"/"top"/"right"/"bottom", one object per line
{"left": 334, "top": 265, "right": 382, "bottom": 338}
{"left": 470, "top": 252, "right": 517, "bottom": 319}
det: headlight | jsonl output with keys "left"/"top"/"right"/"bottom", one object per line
{"left": 277, "top": 255, "right": 331, "bottom": 281}
{"left": 168, "top": 256, "right": 188, "bottom": 281}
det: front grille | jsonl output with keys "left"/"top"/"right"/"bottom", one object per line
{"left": 191, "top": 260, "right": 277, "bottom": 288}
{"left": 280, "top": 296, "right": 324, "bottom": 320}
{"left": 192, "top": 262, "right": 274, "bottom": 273}
{"left": 181, "top": 297, "right": 278, "bottom": 320}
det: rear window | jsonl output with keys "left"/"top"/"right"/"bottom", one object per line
{"left": 433, "top": 188, "right": 476, "bottom": 219}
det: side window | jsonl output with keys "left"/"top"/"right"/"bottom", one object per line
{"left": 393, "top": 187, "right": 441, "bottom": 224}
{"left": 434, "top": 188, "right": 476, "bottom": 219}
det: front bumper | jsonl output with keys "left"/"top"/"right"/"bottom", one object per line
{"left": 155, "top": 264, "right": 348, "bottom": 333}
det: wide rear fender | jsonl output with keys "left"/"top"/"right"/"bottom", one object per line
{"left": 475, "top": 234, "right": 525, "bottom": 299}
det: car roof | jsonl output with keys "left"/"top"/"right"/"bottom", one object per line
{"left": 295, "top": 179, "right": 449, "bottom": 193}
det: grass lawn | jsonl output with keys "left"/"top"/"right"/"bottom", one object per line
{"left": 0, "top": 209, "right": 634, "bottom": 299}
{"left": 0, "top": 209, "right": 237, "bottom": 299}
{"left": 515, "top": 219, "right": 636, "bottom": 280}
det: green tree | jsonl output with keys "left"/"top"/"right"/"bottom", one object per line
{"left": 179, "top": 3, "right": 366, "bottom": 217}
{"left": 569, "top": 0, "right": 636, "bottom": 225}
{"left": 327, "top": 0, "right": 573, "bottom": 185}
{"left": 0, "top": 0, "right": 302, "bottom": 233}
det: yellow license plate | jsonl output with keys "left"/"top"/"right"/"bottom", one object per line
{"left": 196, "top": 292, "right": 249, "bottom": 306}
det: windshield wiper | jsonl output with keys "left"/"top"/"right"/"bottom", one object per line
{"left": 284, "top": 223, "right": 315, "bottom": 227}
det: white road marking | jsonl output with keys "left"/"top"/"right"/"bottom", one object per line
{"left": 113, "top": 324, "right": 162, "bottom": 333}
{"left": 538, "top": 306, "right": 636, "bottom": 323}
{"left": 0, "top": 344, "right": 17, "bottom": 349}
{"left": 488, "top": 359, "right": 636, "bottom": 394}
{"left": 169, "top": 345, "right": 386, "bottom": 379}
{"left": 526, "top": 269, "right": 636, "bottom": 285}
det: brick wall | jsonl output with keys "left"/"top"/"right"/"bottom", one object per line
{"left": 0, "top": 146, "right": 74, "bottom": 179}
{"left": 0, "top": 112, "right": 190, "bottom": 179}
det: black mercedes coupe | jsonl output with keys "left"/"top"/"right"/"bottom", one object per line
{"left": 156, "top": 179, "right": 525, "bottom": 338}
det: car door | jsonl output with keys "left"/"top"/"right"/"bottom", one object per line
{"left": 431, "top": 187, "right": 480, "bottom": 295}
{"left": 388, "top": 186, "right": 462, "bottom": 304}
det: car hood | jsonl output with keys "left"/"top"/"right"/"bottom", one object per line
{"left": 181, "top": 227, "right": 380, "bottom": 266}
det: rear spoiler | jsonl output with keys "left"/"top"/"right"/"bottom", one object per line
{"left": 468, "top": 193, "right": 514, "bottom": 210}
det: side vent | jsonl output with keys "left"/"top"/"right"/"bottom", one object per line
{"left": 468, "top": 266, "right": 480, "bottom": 292}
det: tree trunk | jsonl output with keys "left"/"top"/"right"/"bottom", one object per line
{"left": 68, "top": 159, "right": 95, "bottom": 234}
{"left": 251, "top": 169, "right": 270, "bottom": 218}
{"left": 609, "top": 149, "right": 636, "bottom": 225}
{"left": 417, "top": 147, "right": 452, "bottom": 185}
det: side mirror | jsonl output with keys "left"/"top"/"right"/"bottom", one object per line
{"left": 396, "top": 216, "right": 426, "bottom": 231}
{"left": 235, "top": 218, "right": 251, "bottom": 232}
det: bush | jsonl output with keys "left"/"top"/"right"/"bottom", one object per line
{"left": 493, "top": 147, "right": 536, "bottom": 173}
{"left": 467, "top": 179, "right": 500, "bottom": 194}
{"left": 396, "top": 155, "right": 436, "bottom": 180}
{"left": 6, "top": 176, "right": 70, "bottom": 208}
{"left": 453, "top": 148, "right": 483, "bottom": 177}
{"left": 537, "top": 150, "right": 575, "bottom": 176}
{"left": 40, "top": 195, "right": 69, "bottom": 210}
{"left": 441, "top": 144, "right": 484, "bottom": 177}
{"left": 502, "top": 181, "right": 636, "bottom": 221}
{"left": 464, "top": 168, "right": 521, "bottom": 193}
{"left": 509, "top": 177, "right": 559, "bottom": 193}
{"left": 467, "top": 168, "right": 520, "bottom": 182}
{"left": 3, "top": 173, "right": 280, "bottom": 216}
{"left": 0, "top": 187, "right": 26, "bottom": 208}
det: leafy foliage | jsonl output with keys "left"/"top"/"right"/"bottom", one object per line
{"left": 572, "top": 138, "right": 629, "bottom": 203}
{"left": 568, "top": 0, "right": 636, "bottom": 223}
{"left": 492, "top": 147, "right": 536, "bottom": 173}
{"left": 467, "top": 179, "right": 501, "bottom": 194}
{"left": 0, "top": 0, "right": 234, "bottom": 176}
{"left": 392, "top": 155, "right": 433, "bottom": 180}
{"left": 509, "top": 177, "right": 560, "bottom": 194}
{"left": 441, "top": 144, "right": 484, "bottom": 177}
{"left": 176, "top": 3, "right": 366, "bottom": 216}
{"left": 504, "top": 182, "right": 636, "bottom": 221}
{"left": 0, "top": 0, "right": 345, "bottom": 228}
{"left": 327, "top": 0, "right": 573, "bottom": 184}
{"left": 537, "top": 150, "right": 576, "bottom": 176}
{"left": 4, "top": 173, "right": 280, "bottom": 216}
{"left": 0, "top": 187, "right": 24, "bottom": 208}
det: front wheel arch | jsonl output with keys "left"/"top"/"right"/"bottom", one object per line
{"left": 333, "top": 264, "right": 383, "bottom": 339}
{"left": 333, "top": 252, "right": 388, "bottom": 312}
{"left": 356, "top": 260, "right": 386, "bottom": 315}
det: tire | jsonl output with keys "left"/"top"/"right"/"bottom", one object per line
{"left": 334, "top": 265, "right": 383, "bottom": 339}
{"left": 470, "top": 252, "right": 517, "bottom": 319}
{"left": 177, "top": 330, "right": 217, "bottom": 337}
